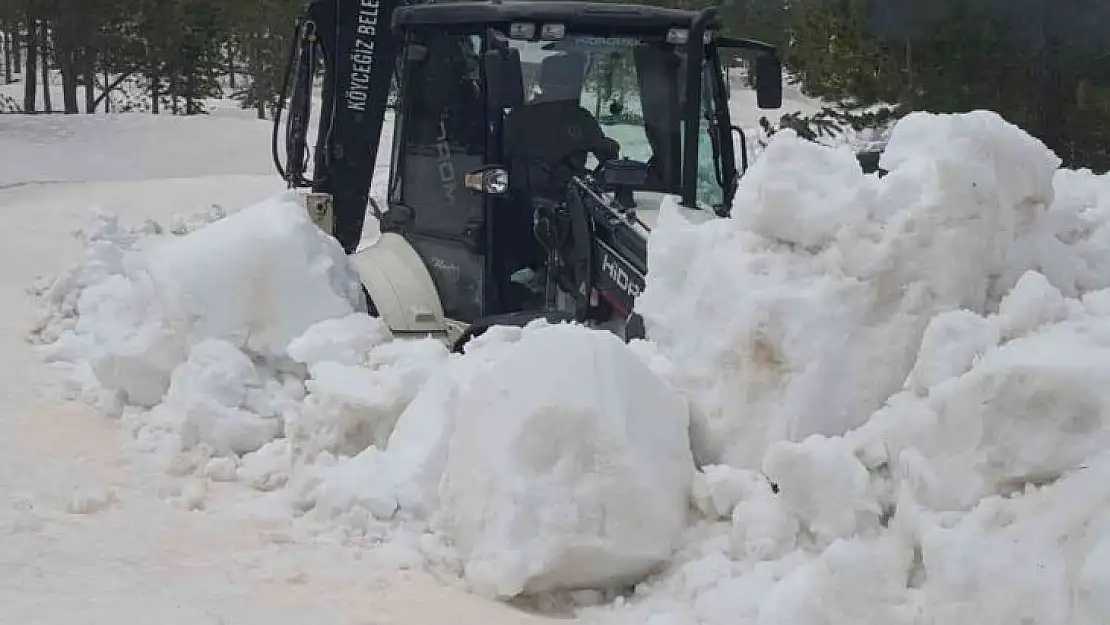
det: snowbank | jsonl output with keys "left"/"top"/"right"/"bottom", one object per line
{"left": 578, "top": 110, "right": 1110, "bottom": 624}
{"left": 637, "top": 110, "right": 1083, "bottom": 469}
{"left": 31, "top": 196, "right": 695, "bottom": 600}
{"left": 29, "top": 192, "right": 369, "bottom": 467}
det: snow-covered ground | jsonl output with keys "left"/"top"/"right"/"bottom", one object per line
{"left": 0, "top": 111, "right": 551, "bottom": 625}
{"left": 7, "top": 76, "right": 1110, "bottom": 625}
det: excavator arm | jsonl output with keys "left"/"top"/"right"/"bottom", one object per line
{"left": 273, "top": 0, "right": 407, "bottom": 254}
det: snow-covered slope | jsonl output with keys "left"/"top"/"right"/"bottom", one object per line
{"left": 9, "top": 98, "right": 1110, "bottom": 625}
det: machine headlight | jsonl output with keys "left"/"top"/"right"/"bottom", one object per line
{"left": 465, "top": 167, "right": 510, "bottom": 195}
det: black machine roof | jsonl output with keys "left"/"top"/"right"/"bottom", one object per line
{"left": 392, "top": 1, "right": 717, "bottom": 30}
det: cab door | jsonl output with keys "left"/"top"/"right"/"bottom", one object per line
{"left": 385, "top": 28, "right": 490, "bottom": 323}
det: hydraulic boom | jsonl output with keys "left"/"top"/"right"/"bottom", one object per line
{"left": 273, "top": 0, "right": 405, "bottom": 254}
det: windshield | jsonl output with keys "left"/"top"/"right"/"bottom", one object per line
{"left": 505, "top": 31, "right": 688, "bottom": 198}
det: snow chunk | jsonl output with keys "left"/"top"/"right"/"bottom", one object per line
{"left": 729, "top": 477, "right": 799, "bottom": 562}
{"left": 168, "top": 340, "right": 286, "bottom": 456}
{"left": 934, "top": 315, "right": 1110, "bottom": 494}
{"left": 287, "top": 337, "right": 448, "bottom": 458}
{"left": 310, "top": 446, "right": 399, "bottom": 523}
{"left": 755, "top": 535, "right": 915, "bottom": 624}
{"left": 732, "top": 129, "right": 869, "bottom": 249}
{"left": 880, "top": 110, "right": 1061, "bottom": 213}
{"left": 140, "top": 191, "right": 366, "bottom": 361}
{"left": 763, "top": 435, "right": 880, "bottom": 546}
{"left": 905, "top": 309, "right": 999, "bottom": 394}
{"left": 436, "top": 323, "right": 693, "bottom": 598}
{"left": 286, "top": 313, "right": 393, "bottom": 367}
{"left": 238, "top": 440, "right": 293, "bottom": 492}
{"left": 691, "top": 464, "right": 765, "bottom": 520}
{"left": 203, "top": 456, "right": 240, "bottom": 482}
{"left": 79, "top": 274, "right": 183, "bottom": 408}
{"left": 994, "top": 270, "right": 1068, "bottom": 340}
{"left": 387, "top": 325, "right": 529, "bottom": 518}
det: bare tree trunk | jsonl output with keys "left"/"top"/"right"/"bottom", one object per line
{"left": 2, "top": 27, "right": 12, "bottom": 84}
{"left": 82, "top": 51, "right": 95, "bottom": 112}
{"left": 150, "top": 76, "right": 160, "bottom": 114}
{"left": 56, "top": 41, "right": 79, "bottom": 113}
{"left": 24, "top": 17, "right": 38, "bottom": 112}
{"left": 227, "top": 42, "right": 236, "bottom": 90}
{"left": 150, "top": 63, "right": 160, "bottom": 114}
{"left": 165, "top": 54, "right": 179, "bottom": 115}
{"left": 184, "top": 52, "right": 195, "bottom": 115}
{"left": 59, "top": 59, "right": 78, "bottom": 112}
{"left": 102, "top": 64, "right": 110, "bottom": 112}
{"left": 170, "top": 70, "right": 179, "bottom": 115}
{"left": 248, "top": 42, "right": 265, "bottom": 120}
{"left": 40, "top": 20, "right": 52, "bottom": 112}
{"left": 12, "top": 24, "right": 21, "bottom": 72}
{"left": 52, "top": 3, "right": 80, "bottom": 113}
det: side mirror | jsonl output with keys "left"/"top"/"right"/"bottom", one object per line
{"left": 483, "top": 47, "right": 524, "bottom": 110}
{"left": 755, "top": 54, "right": 782, "bottom": 110}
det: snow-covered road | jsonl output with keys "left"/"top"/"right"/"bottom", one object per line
{"left": 0, "top": 117, "right": 556, "bottom": 625}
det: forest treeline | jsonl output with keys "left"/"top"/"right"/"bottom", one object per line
{"left": 0, "top": 0, "right": 301, "bottom": 117}
{"left": 3, "top": 0, "right": 1110, "bottom": 170}
{"left": 661, "top": 0, "right": 1110, "bottom": 171}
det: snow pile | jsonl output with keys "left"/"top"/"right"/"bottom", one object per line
{"left": 32, "top": 192, "right": 365, "bottom": 413}
{"left": 28, "top": 193, "right": 448, "bottom": 519}
{"left": 30, "top": 193, "right": 696, "bottom": 600}
{"left": 587, "top": 279, "right": 1110, "bottom": 623}
{"left": 139, "top": 192, "right": 366, "bottom": 360}
{"left": 638, "top": 109, "right": 1089, "bottom": 469}
{"left": 28, "top": 191, "right": 374, "bottom": 469}
{"left": 569, "top": 110, "right": 1110, "bottom": 623}
{"left": 282, "top": 322, "right": 695, "bottom": 599}
{"left": 29, "top": 107, "right": 1110, "bottom": 621}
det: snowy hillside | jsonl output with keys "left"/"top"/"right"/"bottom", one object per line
{"left": 6, "top": 94, "right": 1110, "bottom": 625}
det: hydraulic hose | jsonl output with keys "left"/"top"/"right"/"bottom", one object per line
{"left": 272, "top": 15, "right": 321, "bottom": 188}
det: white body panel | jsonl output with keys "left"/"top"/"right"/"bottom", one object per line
{"left": 298, "top": 191, "right": 458, "bottom": 342}
{"left": 349, "top": 232, "right": 448, "bottom": 336}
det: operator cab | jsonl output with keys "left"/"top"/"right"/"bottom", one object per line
{"left": 377, "top": 1, "right": 782, "bottom": 327}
